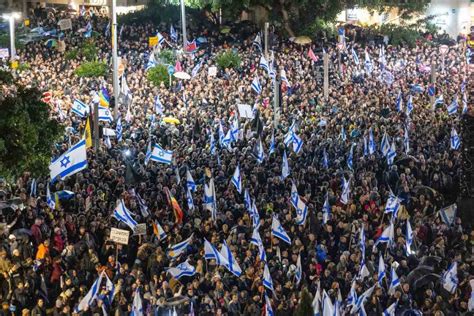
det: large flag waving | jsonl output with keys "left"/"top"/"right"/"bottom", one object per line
{"left": 50, "top": 139, "right": 88, "bottom": 182}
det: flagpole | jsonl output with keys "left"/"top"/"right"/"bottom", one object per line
{"left": 180, "top": 0, "right": 187, "bottom": 49}
{"left": 430, "top": 62, "right": 436, "bottom": 105}
{"left": 264, "top": 22, "right": 269, "bottom": 59}
{"left": 112, "top": 0, "right": 119, "bottom": 118}
{"left": 323, "top": 51, "right": 329, "bottom": 101}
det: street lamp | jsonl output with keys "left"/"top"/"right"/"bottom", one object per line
{"left": 111, "top": 0, "right": 119, "bottom": 118}
{"left": 180, "top": 0, "right": 187, "bottom": 49}
{"left": 2, "top": 12, "right": 21, "bottom": 61}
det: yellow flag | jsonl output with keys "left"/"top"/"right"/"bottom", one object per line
{"left": 84, "top": 117, "right": 92, "bottom": 148}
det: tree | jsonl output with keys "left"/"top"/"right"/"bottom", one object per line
{"left": 294, "top": 288, "right": 313, "bottom": 316}
{"left": 0, "top": 84, "right": 63, "bottom": 179}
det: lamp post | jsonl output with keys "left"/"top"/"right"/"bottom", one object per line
{"left": 111, "top": 0, "right": 119, "bottom": 118}
{"left": 2, "top": 12, "right": 21, "bottom": 61}
{"left": 180, "top": 0, "right": 187, "bottom": 49}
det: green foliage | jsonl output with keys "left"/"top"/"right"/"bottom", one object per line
{"left": 159, "top": 49, "right": 176, "bottom": 65}
{"left": 75, "top": 61, "right": 107, "bottom": 78}
{"left": 294, "top": 288, "right": 313, "bottom": 316}
{"left": 80, "top": 40, "right": 98, "bottom": 61}
{"left": 16, "top": 63, "right": 31, "bottom": 72}
{"left": 0, "top": 87, "right": 63, "bottom": 178}
{"left": 377, "top": 23, "right": 421, "bottom": 47}
{"left": 147, "top": 64, "right": 172, "bottom": 88}
{"left": 119, "top": 3, "right": 198, "bottom": 26}
{"left": 216, "top": 50, "right": 241, "bottom": 70}
{"left": 301, "top": 18, "right": 337, "bottom": 38}
{"left": 0, "top": 69, "right": 13, "bottom": 84}
{"left": 65, "top": 48, "right": 79, "bottom": 61}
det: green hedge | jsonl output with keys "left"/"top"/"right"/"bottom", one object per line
{"left": 75, "top": 61, "right": 107, "bottom": 78}
{"left": 65, "top": 48, "right": 79, "bottom": 60}
{"left": 159, "top": 49, "right": 176, "bottom": 65}
{"left": 80, "top": 40, "right": 98, "bottom": 61}
{"left": 216, "top": 50, "right": 241, "bottom": 70}
{"left": 147, "top": 64, "right": 172, "bottom": 88}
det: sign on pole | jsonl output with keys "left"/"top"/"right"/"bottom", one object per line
{"left": 133, "top": 223, "right": 147, "bottom": 236}
{"left": 110, "top": 228, "right": 130, "bottom": 245}
{"left": 237, "top": 104, "right": 254, "bottom": 119}
{"left": 208, "top": 66, "right": 217, "bottom": 77}
{"left": 58, "top": 19, "right": 72, "bottom": 31}
{"left": 149, "top": 36, "right": 158, "bottom": 47}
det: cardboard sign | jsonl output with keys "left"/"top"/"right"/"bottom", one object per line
{"left": 0, "top": 48, "right": 9, "bottom": 59}
{"left": 149, "top": 36, "right": 158, "bottom": 47}
{"left": 237, "top": 104, "right": 254, "bottom": 119}
{"left": 134, "top": 223, "right": 147, "bottom": 236}
{"left": 110, "top": 228, "right": 129, "bottom": 245}
{"left": 24, "top": 19, "right": 30, "bottom": 27}
{"left": 58, "top": 19, "right": 72, "bottom": 31}
{"left": 208, "top": 66, "right": 217, "bottom": 77}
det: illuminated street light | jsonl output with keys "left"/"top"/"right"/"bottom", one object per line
{"left": 2, "top": 12, "right": 21, "bottom": 61}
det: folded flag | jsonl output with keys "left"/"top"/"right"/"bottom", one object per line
{"left": 295, "top": 252, "right": 302, "bottom": 285}
{"left": 389, "top": 266, "right": 400, "bottom": 294}
{"left": 46, "top": 185, "right": 55, "bottom": 210}
{"left": 447, "top": 97, "right": 458, "bottom": 116}
{"left": 253, "top": 33, "right": 262, "bottom": 51}
{"left": 72, "top": 99, "right": 89, "bottom": 118}
{"left": 378, "top": 255, "right": 386, "bottom": 286}
{"left": 395, "top": 91, "right": 403, "bottom": 112}
{"left": 264, "top": 295, "right": 274, "bottom": 316}
{"left": 168, "top": 234, "right": 193, "bottom": 258}
{"left": 260, "top": 55, "right": 269, "bottom": 72}
{"left": 113, "top": 199, "right": 137, "bottom": 231}
{"left": 166, "top": 261, "right": 196, "bottom": 280}
{"left": 146, "top": 51, "right": 157, "bottom": 71}
{"left": 170, "top": 25, "right": 177, "bottom": 42}
{"left": 340, "top": 177, "right": 351, "bottom": 205}
{"left": 351, "top": 47, "right": 360, "bottom": 65}
{"left": 49, "top": 138, "right": 88, "bottom": 182}
{"left": 406, "top": 220, "right": 414, "bottom": 255}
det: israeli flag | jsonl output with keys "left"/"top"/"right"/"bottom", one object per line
{"left": 204, "top": 179, "right": 217, "bottom": 221}
{"left": 295, "top": 253, "right": 302, "bottom": 285}
{"left": 433, "top": 94, "right": 444, "bottom": 107}
{"left": 209, "top": 131, "right": 216, "bottom": 155}
{"left": 442, "top": 262, "right": 458, "bottom": 294}
{"left": 291, "top": 132, "right": 303, "bottom": 154}
{"left": 281, "top": 150, "right": 290, "bottom": 179}
{"left": 351, "top": 47, "right": 360, "bottom": 65}
{"left": 322, "top": 290, "right": 334, "bottom": 316}
{"left": 98, "top": 106, "right": 113, "bottom": 122}
{"left": 359, "top": 226, "right": 366, "bottom": 266}
{"left": 380, "top": 132, "right": 390, "bottom": 156}
{"left": 340, "top": 177, "right": 350, "bottom": 205}
{"left": 340, "top": 126, "right": 347, "bottom": 142}
{"left": 404, "top": 127, "right": 410, "bottom": 154}
{"left": 186, "top": 188, "right": 194, "bottom": 211}
{"left": 450, "top": 128, "right": 460, "bottom": 150}
{"left": 104, "top": 273, "right": 115, "bottom": 304}
{"left": 130, "top": 288, "right": 143, "bottom": 316}
{"left": 154, "top": 220, "right": 167, "bottom": 240}
{"left": 364, "top": 50, "right": 372, "bottom": 73}
{"left": 395, "top": 91, "right": 403, "bottom": 112}
{"left": 113, "top": 199, "right": 137, "bottom": 231}
{"left": 218, "top": 121, "right": 225, "bottom": 146}
{"left": 144, "top": 142, "right": 152, "bottom": 165}
{"left": 462, "top": 93, "right": 468, "bottom": 115}
{"left": 260, "top": 55, "right": 269, "bottom": 72}
{"left": 256, "top": 138, "right": 265, "bottom": 163}
{"left": 231, "top": 165, "right": 242, "bottom": 194}
{"left": 363, "top": 136, "right": 368, "bottom": 157}
{"left": 378, "top": 255, "right": 386, "bottom": 286}
{"left": 204, "top": 239, "right": 228, "bottom": 266}
{"left": 291, "top": 183, "right": 308, "bottom": 225}
{"left": 439, "top": 203, "right": 457, "bottom": 225}
{"left": 375, "top": 221, "right": 394, "bottom": 246}
{"left": 406, "top": 95, "right": 413, "bottom": 115}
{"left": 383, "top": 302, "right": 397, "bottom": 316}
{"left": 157, "top": 32, "right": 165, "bottom": 45}
{"left": 265, "top": 295, "right": 274, "bottom": 316}
{"left": 84, "top": 21, "right": 92, "bottom": 38}
{"left": 385, "top": 193, "right": 401, "bottom": 215}
{"left": 244, "top": 189, "right": 252, "bottom": 213}
{"left": 250, "top": 227, "right": 263, "bottom": 247}
{"left": 230, "top": 118, "right": 240, "bottom": 142}
{"left": 251, "top": 200, "right": 261, "bottom": 229}
{"left": 72, "top": 99, "right": 89, "bottom": 117}
{"left": 251, "top": 76, "right": 262, "bottom": 94}
{"left": 136, "top": 193, "right": 149, "bottom": 218}
{"left": 116, "top": 117, "right": 123, "bottom": 142}
{"left": 322, "top": 195, "right": 330, "bottom": 224}
{"left": 155, "top": 95, "right": 163, "bottom": 115}
{"left": 191, "top": 59, "right": 204, "bottom": 78}
{"left": 312, "top": 285, "right": 321, "bottom": 316}
{"left": 263, "top": 263, "right": 274, "bottom": 291}
{"left": 350, "top": 285, "right": 375, "bottom": 315}
{"left": 170, "top": 24, "right": 178, "bottom": 42}
{"left": 50, "top": 139, "right": 88, "bottom": 181}
{"left": 150, "top": 144, "right": 173, "bottom": 165}
{"left": 269, "top": 132, "right": 276, "bottom": 155}
{"left": 168, "top": 234, "right": 193, "bottom": 258}
{"left": 166, "top": 261, "right": 196, "bottom": 280}
{"left": 145, "top": 51, "right": 157, "bottom": 71}
{"left": 347, "top": 280, "right": 358, "bottom": 307}
{"left": 406, "top": 220, "right": 414, "bottom": 255}
{"left": 75, "top": 273, "right": 104, "bottom": 312}
{"left": 322, "top": 148, "right": 329, "bottom": 169}
{"left": 347, "top": 145, "right": 354, "bottom": 170}
{"left": 46, "top": 185, "right": 55, "bottom": 210}
{"left": 220, "top": 240, "right": 242, "bottom": 277}
{"left": 389, "top": 267, "right": 400, "bottom": 294}
{"left": 447, "top": 97, "right": 458, "bottom": 116}
{"left": 271, "top": 216, "right": 291, "bottom": 244}
{"left": 281, "top": 69, "right": 290, "bottom": 87}
{"left": 186, "top": 169, "right": 196, "bottom": 192}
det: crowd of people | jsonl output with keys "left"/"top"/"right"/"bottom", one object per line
{"left": 0, "top": 6, "right": 473, "bottom": 316}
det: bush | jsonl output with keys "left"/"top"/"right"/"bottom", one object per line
{"left": 0, "top": 69, "right": 13, "bottom": 84}
{"left": 216, "top": 50, "right": 241, "bottom": 70}
{"left": 147, "top": 64, "right": 172, "bottom": 88}
{"left": 65, "top": 48, "right": 79, "bottom": 60}
{"left": 159, "top": 49, "right": 176, "bottom": 65}
{"left": 80, "top": 40, "right": 98, "bottom": 61}
{"left": 16, "top": 63, "right": 30, "bottom": 72}
{"left": 378, "top": 23, "right": 421, "bottom": 47}
{"left": 75, "top": 61, "right": 107, "bottom": 78}
{"left": 301, "top": 18, "right": 336, "bottom": 38}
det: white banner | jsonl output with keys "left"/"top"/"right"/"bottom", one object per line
{"left": 110, "top": 228, "right": 130, "bottom": 245}
{"left": 58, "top": 19, "right": 72, "bottom": 31}
{"left": 237, "top": 104, "right": 254, "bottom": 119}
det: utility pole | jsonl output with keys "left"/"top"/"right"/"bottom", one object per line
{"left": 430, "top": 62, "right": 436, "bottom": 105}
{"left": 323, "top": 51, "right": 329, "bottom": 101}
{"left": 111, "top": 0, "right": 119, "bottom": 118}
{"left": 264, "top": 22, "right": 269, "bottom": 59}
{"left": 273, "top": 77, "right": 279, "bottom": 129}
{"left": 180, "top": 0, "right": 187, "bottom": 49}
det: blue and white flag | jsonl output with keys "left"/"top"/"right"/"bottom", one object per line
{"left": 350, "top": 285, "right": 375, "bottom": 315}
{"left": 439, "top": 203, "right": 457, "bottom": 225}
{"left": 359, "top": 226, "right": 366, "bottom": 266}
{"left": 168, "top": 234, "right": 193, "bottom": 258}
{"left": 191, "top": 59, "right": 204, "bottom": 78}
{"left": 84, "top": 21, "right": 92, "bottom": 38}
{"left": 378, "top": 255, "right": 386, "bottom": 286}
{"left": 312, "top": 285, "right": 321, "bottom": 316}
{"left": 281, "top": 150, "right": 290, "bottom": 179}
{"left": 186, "top": 169, "right": 196, "bottom": 192}
{"left": 269, "top": 132, "right": 276, "bottom": 155}
{"left": 281, "top": 69, "right": 290, "bottom": 87}
{"left": 385, "top": 192, "right": 401, "bottom": 215}
{"left": 149, "top": 144, "right": 173, "bottom": 165}
{"left": 49, "top": 139, "right": 88, "bottom": 181}
{"left": 433, "top": 94, "right": 444, "bottom": 107}
{"left": 395, "top": 91, "right": 403, "bottom": 112}
{"left": 406, "top": 220, "right": 414, "bottom": 255}
{"left": 368, "top": 128, "right": 376, "bottom": 154}
{"left": 75, "top": 273, "right": 104, "bottom": 312}
{"left": 442, "top": 262, "right": 458, "bottom": 294}
{"left": 375, "top": 221, "right": 394, "bottom": 246}
{"left": 256, "top": 138, "right": 265, "bottom": 163}
{"left": 450, "top": 128, "right": 460, "bottom": 150}
{"left": 30, "top": 178, "right": 37, "bottom": 197}
{"left": 404, "top": 127, "right": 410, "bottom": 154}
{"left": 389, "top": 266, "right": 400, "bottom": 294}
{"left": 340, "top": 126, "right": 347, "bottom": 142}
{"left": 263, "top": 263, "right": 274, "bottom": 291}
{"left": 145, "top": 51, "right": 157, "bottom": 71}
{"left": 155, "top": 95, "right": 163, "bottom": 115}
{"left": 351, "top": 47, "right": 360, "bottom": 65}
{"left": 157, "top": 32, "right": 165, "bottom": 45}
{"left": 186, "top": 188, "right": 194, "bottom": 211}
{"left": 322, "top": 195, "right": 330, "bottom": 224}
{"left": 322, "top": 290, "right": 334, "bottom": 316}
{"left": 72, "top": 99, "right": 89, "bottom": 117}
{"left": 347, "top": 280, "right": 358, "bottom": 307}
{"left": 204, "top": 179, "right": 217, "bottom": 221}
{"left": 167, "top": 261, "right": 196, "bottom": 280}
{"left": 218, "top": 121, "right": 225, "bottom": 147}
{"left": 322, "top": 148, "right": 329, "bottom": 169}
{"left": 231, "top": 165, "right": 242, "bottom": 194}
{"left": 130, "top": 288, "right": 143, "bottom": 316}
{"left": 253, "top": 33, "right": 262, "bottom": 51}
{"left": 46, "top": 185, "right": 55, "bottom": 210}
{"left": 364, "top": 50, "right": 372, "bottom": 73}
{"left": 209, "top": 130, "right": 216, "bottom": 155}
{"left": 116, "top": 117, "right": 123, "bottom": 142}
{"left": 113, "top": 199, "right": 137, "bottom": 231}
{"left": 250, "top": 226, "right": 263, "bottom": 247}
{"left": 98, "top": 106, "right": 113, "bottom": 123}
{"left": 251, "top": 76, "right": 262, "bottom": 94}
{"left": 406, "top": 95, "right": 413, "bottom": 115}
{"left": 295, "top": 252, "right": 302, "bottom": 285}
{"left": 347, "top": 145, "right": 354, "bottom": 170}
{"left": 104, "top": 272, "right": 115, "bottom": 305}
{"left": 251, "top": 199, "right": 261, "bottom": 229}
{"left": 383, "top": 302, "right": 397, "bottom": 316}
{"left": 170, "top": 25, "right": 177, "bottom": 42}
{"left": 204, "top": 239, "right": 228, "bottom": 266}
{"left": 380, "top": 132, "right": 390, "bottom": 156}
{"left": 447, "top": 96, "right": 458, "bottom": 116}
{"left": 244, "top": 189, "right": 252, "bottom": 214}
{"left": 271, "top": 216, "right": 291, "bottom": 244}
{"left": 135, "top": 193, "right": 149, "bottom": 218}
{"left": 291, "top": 183, "right": 308, "bottom": 226}
{"left": 340, "top": 177, "right": 350, "bottom": 205}
{"left": 260, "top": 55, "right": 269, "bottom": 72}
{"left": 265, "top": 295, "right": 274, "bottom": 316}
{"left": 220, "top": 240, "right": 242, "bottom": 277}
{"left": 230, "top": 117, "right": 240, "bottom": 142}
{"left": 462, "top": 92, "right": 468, "bottom": 115}
{"left": 363, "top": 136, "right": 368, "bottom": 157}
